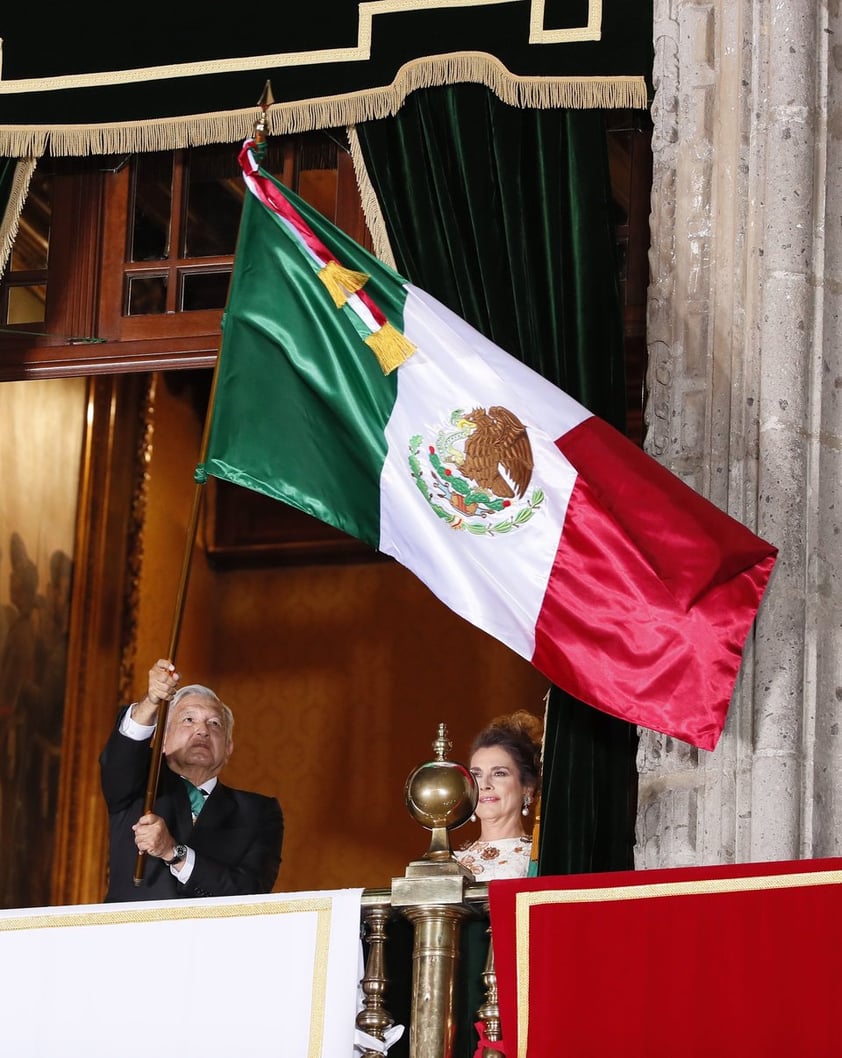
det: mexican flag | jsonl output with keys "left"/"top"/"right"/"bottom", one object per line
{"left": 203, "top": 141, "right": 778, "bottom": 752}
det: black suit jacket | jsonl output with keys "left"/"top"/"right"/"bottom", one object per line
{"left": 99, "top": 709, "right": 283, "bottom": 902}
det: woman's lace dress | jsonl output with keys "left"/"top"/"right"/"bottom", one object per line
{"left": 454, "top": 836, "right": 533, "bottom": 880}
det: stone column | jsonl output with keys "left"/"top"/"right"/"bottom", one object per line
{"left": 637, "top": 0, "right": 842, "bottom": 867}
{"left": 808, "top": 5, "right": 842, "bottom": 858}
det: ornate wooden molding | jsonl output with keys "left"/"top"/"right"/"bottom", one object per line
{"left": 52, "top": 373, "right": 151, "bottom": 906}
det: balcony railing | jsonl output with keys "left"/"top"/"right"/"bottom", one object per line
{"left": 354, "top": 722, "right": 506, "bottom": 1058}
{"left": 358, "top": 881, "right": 498, "bottom": 1058}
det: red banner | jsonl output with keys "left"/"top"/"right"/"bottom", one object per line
{"left": 489, "top": 858, "right": 842, "bottom": 1058}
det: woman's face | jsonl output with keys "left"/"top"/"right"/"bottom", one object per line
{"left": 469, "top": 745, "right": 531, "bottom": 832}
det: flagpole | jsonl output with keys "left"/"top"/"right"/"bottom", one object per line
{"left": 132, "top": 357, "right": 229, "bottom": 885}
{"left": 132, "top": 91, "right": 273, "bottom": 886}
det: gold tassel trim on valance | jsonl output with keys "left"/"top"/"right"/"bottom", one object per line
{"left": 0, "top": 158, "right": 38, "bottom": 277}
{"left": 347, "top": 125, "right": 397, "bottom": 270}
{"left": 318, "top": 259, "right": 370, "bottom": 308}
{"left": 365, "top": 321, "right": 416, "bottom": 375}
{"left": 0, "top": 53, "right": 649, "bottom": 159}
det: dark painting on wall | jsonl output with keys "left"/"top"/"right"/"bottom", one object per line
{"left": 0, "top": 378, "right": 85, "bottom": 909}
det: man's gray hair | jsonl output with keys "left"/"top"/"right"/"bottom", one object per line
{"left": 169, "top": 683, "right": 234, "bottom": 738}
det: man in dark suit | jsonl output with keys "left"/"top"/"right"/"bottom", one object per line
{"left": 99, "top": 658, "right": 283, "bottom": 901}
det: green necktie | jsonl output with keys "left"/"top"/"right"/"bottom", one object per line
{"left": 182, "top": 778, "right": 207, "bottom": 817}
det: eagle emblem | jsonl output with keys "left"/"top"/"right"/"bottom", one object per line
{"left": 408, "top": 406, "right": 544, "bottom": 535}
{"left": 452, "top": 406, "right": 534, "bottom": 499}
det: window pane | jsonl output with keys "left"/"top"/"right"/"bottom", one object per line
{"left": 127, "top": 275, "right": 167, "bottom": 315}
{"left": 10, "top": 172, "right": 51, "bottom": 272}
{"left": 183, "top": 147, "right": 243, "bottom": 258}
{"left": 180, "top": 270, "right": 231, "bottom": 311}
{"left": 7, "top": 285, "right": 46, "bottom": 324}
{"left": 131, "top": 153, "right": 173, "bottom": 262}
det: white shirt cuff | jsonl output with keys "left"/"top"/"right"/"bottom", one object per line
{"left": 120, "top": 705, "right": 156, "bottom": 740}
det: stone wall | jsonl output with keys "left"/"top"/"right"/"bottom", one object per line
{"left": 637, "top": 0, "right": 842, "bottom": 867}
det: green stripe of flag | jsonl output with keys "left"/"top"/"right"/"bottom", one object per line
{"left": 205, "top": 170, "right": 408, "bottom": 547}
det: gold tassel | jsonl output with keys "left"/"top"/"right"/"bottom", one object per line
{"left": 365, "top": 321, "right": 416, "bottom": 374}
{"left": 319, "top": 259, "right": 370, "bottom": 308}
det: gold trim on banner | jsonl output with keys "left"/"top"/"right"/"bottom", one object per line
{"left": 0, "top": 0, "right": 611, "bottom": 96}
{"left": 310, "top": 898, "right": 333, "bottom": 1057}
{"left": 512, "top": 869, "right": 842, "bottom": 1058}
{"left": 0, "top": 53, "right": 648, "bottom": 158}
{"left": 0, "top": 894, "right": 333, "bottom": 930}
{"left": 0, "top": 1, "right": 522, "bottom": 94}
{"left": 530, "top": 0, "right": 602, "bottom": 43}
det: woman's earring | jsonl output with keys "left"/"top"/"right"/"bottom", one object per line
{"left": 522, "top": 796, "right": 531, "bottom": 816}
{"left": 470, "top": 813, "right": 477, "bottom": 823}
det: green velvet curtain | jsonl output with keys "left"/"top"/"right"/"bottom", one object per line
{"left": 356, "top": 84, "right": 627, "bottom": 425}
{"left": 355, "top": 83, "right": 638, "bottom": 873}
{"left": 355, "top": 84, "right": 639, "bottom": 1056}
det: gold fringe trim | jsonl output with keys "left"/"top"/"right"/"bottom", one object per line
{"left": 318, "top": 258, "right": 370, "bottom": 308}
{"left": 0, "top": 157, "right": 38, "bottom": 276}
{"left": 0, "top": 54, "right": 649, "bottom": 158}
{"left": 0, "top": 109, "right": 262, "bottom": 160}
{"left": 347, "top": 125, "right": 398, "bottom": 269}
{"left": 365, "top": 321, "right": 416, "bottom": 374}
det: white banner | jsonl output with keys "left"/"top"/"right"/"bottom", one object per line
{"left": 0, "top": 888, "right": 364, "bottom": 1058}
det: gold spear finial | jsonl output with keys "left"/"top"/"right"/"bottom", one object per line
{"left": 253, "top": 80, "right": 275, "bottom": 145}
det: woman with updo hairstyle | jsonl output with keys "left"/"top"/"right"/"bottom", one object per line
{"left": 454, "top": 709, "right": 543, "bottom": 880}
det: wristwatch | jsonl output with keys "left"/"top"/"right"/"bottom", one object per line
{"left": 163, "top": 844, "right": 188, "bottom": 867}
